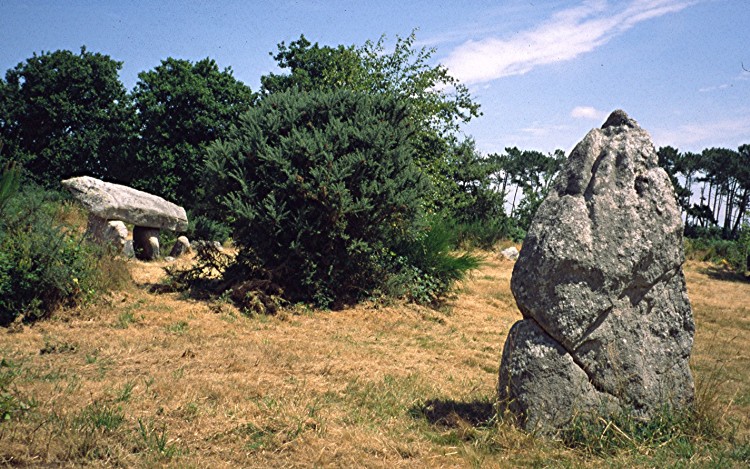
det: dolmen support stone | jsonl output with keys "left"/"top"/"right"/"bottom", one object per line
{"left": 498, "top": 110, "right": 695, "bottom": 435}
{"left": 62, "top": 176, "right": 188, "bottom": 261}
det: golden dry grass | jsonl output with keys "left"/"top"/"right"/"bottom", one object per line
{"left": 0, "top": 252, "right": 748, "bottom": 467}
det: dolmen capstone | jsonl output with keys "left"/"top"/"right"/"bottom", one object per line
{"left": 498, "top": 110, "right": 695, "bottom": 435}
{"left": 62, "top": 176, "right": 188, "bottom": 261}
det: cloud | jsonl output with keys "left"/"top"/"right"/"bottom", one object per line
{"left": 698, "top": 83, "right": 731, "bottom": 93}
{"left": 652, "top": 115, "right": 750, "bottom": 150}
{"left": 571, "top": 106, "right": 607, "bottom": 120}
{"left": 443, "top": 0, "right": 695, "bottom": 84}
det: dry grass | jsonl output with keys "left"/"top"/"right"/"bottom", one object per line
{"left": 0, "top": 251, "right": 748, "bottom": 467}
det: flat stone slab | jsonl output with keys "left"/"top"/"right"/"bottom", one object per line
{"left": 62, "top": 176, "right": 188, "bottom": 231}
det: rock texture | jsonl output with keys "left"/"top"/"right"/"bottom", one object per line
{"left": 133, "top": 226, "right": 160, "bottom": 261}
{"left": 85, "top": 216, "right": 128, "bottom": 251}
{"left": 62, "top": 176, "right": 187, "bottom": 231}
{"left": 169, "top": 236, "right": 191, "bottom": 258}
{"left": 498, "top": 110, "right": 695, "bottom": 434}
{"left": 500, "top": 246, "right": 519, "bottom": 261}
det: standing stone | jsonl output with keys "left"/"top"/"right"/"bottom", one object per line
{"left": 123, "top": 240, "right": 135, "bottom": 258}
{"left": 133, "top": 226, "right": 160, "bottom": 261}
{"left": 85, "top": 215, "right": 128, "bottom": 252}
{"left": 499, "top": 110, "right": 695, "bottom": 434}
{"left": 169, "top": 236, "right": 191, "bottom": 258}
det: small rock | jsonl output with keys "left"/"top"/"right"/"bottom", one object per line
{"left": 85, "top": 216, "right": 128, "bottom": 252}
{"left": 193, "top": 240, "right": 224, "bottom": 253}
{"left": 500, "top": 246, "right": 519, "bottom": 261}
{"left": 133, "top": 226, "right": 160, "bottom": 261}
{"left": 169, "top": 236, "right": 191, "bottom": 258}
{"left": 164, "top": 256, "right": 176, "bottom": 262}
{"left": 123, "top": 240, "right": 135, "bottom": 258}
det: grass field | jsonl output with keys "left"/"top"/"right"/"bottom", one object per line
{"left": 1, "top": 251, "right": 748, "bottom": 467}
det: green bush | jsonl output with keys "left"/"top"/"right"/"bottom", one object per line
{"left": 389, "top": 216, "right": 481, "bottom": 305}
{"left": 453, "top": 215, "right": 525, "bottom": 249}
{"left": 684, "top": 228, "right": 750, "bottom": 274}
{"left": 192, "top": 89, "right": 475, "bottom": 308}
{"left": 186, "top": 213, "right": 232, "bottom": 244}
{"left": 0, "top": 175, "right": 129, "bottom": 325}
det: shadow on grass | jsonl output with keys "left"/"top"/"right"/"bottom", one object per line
{"left": 410, "top": 398, "right": 496, "bottom": 427}
{"left": 700, "top": 265, "right": 750, "bottom": 283}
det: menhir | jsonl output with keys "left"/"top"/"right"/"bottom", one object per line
{"left": 498, "top": 110, "right": 695, "bottom": 434}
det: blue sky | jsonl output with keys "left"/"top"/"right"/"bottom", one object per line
{"left": 1, "top": 0, "right": 748, "bottom": 155}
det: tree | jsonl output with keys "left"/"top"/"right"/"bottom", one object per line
{"left": 132, "top": 57, "right": 255, "bottom": 207}
{"left": 203, "top": 90, "right": 430, "bottom": 307}
{"left": 500, "top": 147, "right": 564, "bottom": 219}
{"left": 657, "top": 146, "right": 693, "bottom": 214}
{"left": 260, "top": 32, "right": 481, "bottom": 210}
{"left": 729, "top": 144, "right": 750, "bottom": 237}
{"left": 441, "top": 138, "right": 504, "bottom": 223}
{"left": 0, "top": 47, "right": 134, "bottom": 186}
{"left": 261, "top": 36, "right": 364, "bottom": 94}
{"left": 508, "top": 148, "right": 565, "bottom": 230}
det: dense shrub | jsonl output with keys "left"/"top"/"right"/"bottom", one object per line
{"left": 453, "top": 215, "right": 525, "bottom": 249}
{"left": 196, "top": 89, "right": 476, "bottom": 308}
{"left": 186, "top": 212, "right": 232, "bottom": 244}
{"left": 389, "top": 216, "right": 481, "bottom": 305}
{"left": 0, "top": 171, "right": 129, "bottom": 325}
{"left": 684, "top": 227, "right": 750, "bottom": 275}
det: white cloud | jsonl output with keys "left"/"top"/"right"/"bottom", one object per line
{"left": 571, "top": 106, "right": 607, "bottom": 120}
{"left": 443, "top": 0, "right": 695, "bottom": 84}
{"left": 698, "top": 83, "right": 731, "bottom": 93}
{"left": 652, "top": 115, "right": 750, "bottom": 150}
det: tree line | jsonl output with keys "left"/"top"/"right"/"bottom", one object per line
{"left": 657, "top": 145, "right": 750, "bottom": 240}
{"left": 1, "top": 33, "right": 748, "bottom": 312}
{"left": 1, "top": 37, "right": 747, "bottom": 246}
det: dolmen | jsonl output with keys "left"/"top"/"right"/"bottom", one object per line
{"left": 499, "top": 110, "right": 695, "bottom": 435}
{"left": 62, "top": 176, "right": 188, "bottom": 261}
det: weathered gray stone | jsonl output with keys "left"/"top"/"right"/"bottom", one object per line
{"left": 499, "top": 110, "right": 695, "bottom": 435}
{"left": 193, "top": 240, "right": 224, "bottom": 253}
{"left": 133, "top": 226, "right": 160, "bottom": 261}
{"left": 500, "top": 246, "right": 519, "bottom": 261}
{"left": 62, "top": 176, "right": 188, "bottom": 231}
{"left": 169, "top": 236, "right": 191, "bottom": 258}
{"left": 85, "top": 215, "right": 128, "bottom": 251}
{"left": 123, "top": 240, "right": 135, "bottom": 258}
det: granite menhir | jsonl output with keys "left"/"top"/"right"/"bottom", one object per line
{"left": 498, "top": 110, "right": 695, "bottom": 434}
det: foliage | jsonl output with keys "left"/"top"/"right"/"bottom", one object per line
{"left": 0, "top": 159, "right": 21, "bottom": 216}
{"left": 388, "top": 217, "right": 481, "bottom": 305}
{"left": 261, "top": 32, "right": 481, "bottom": 210}
{"left": 199, "top": 89, "right": 435, "bottom": 307}
{"left": 186, "top": 212, "right": 232, "bottom": 243}
{"left": 0, "top": 176, "right": 129, "bottom": 325}
{"left": 685, "top": 224, "right": 750, "bottom": 275}
{"left": 438, "top": 138, "right": 503, "bottom": 222}
{"left": 131, "top": 57, "right": 255, "bottom": 207}
{"left": 0, "top": 358, "right": 34, "bottom": 422}
{"left": 0, "top": 47, "right": 134, "bottom": 186}
{"left": 453, "top": 216, "right": 525, "bottom": 248}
